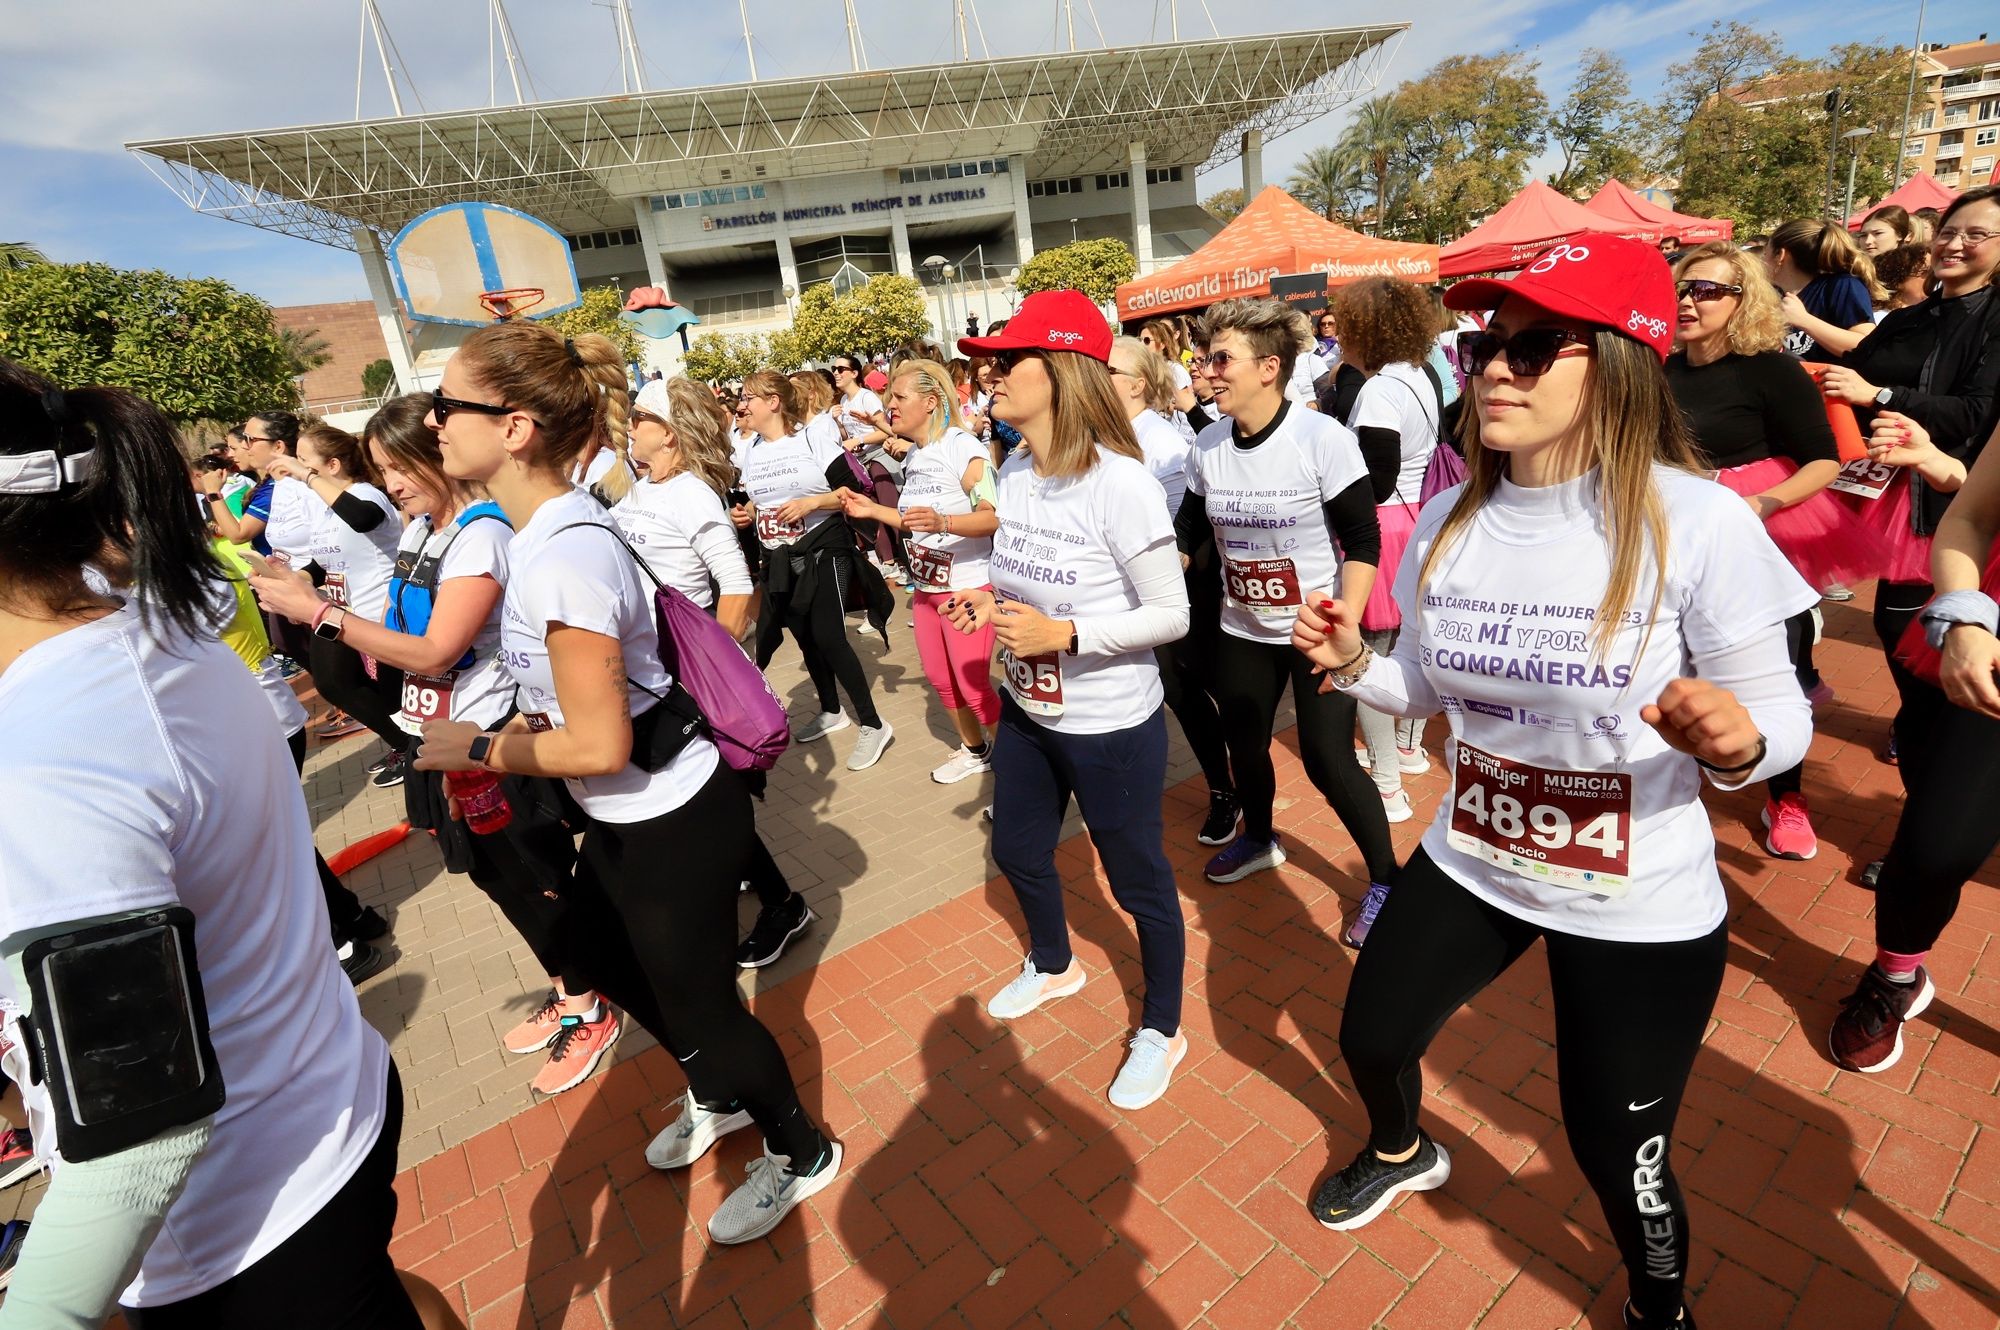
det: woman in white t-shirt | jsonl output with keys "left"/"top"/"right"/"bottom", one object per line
{"left": 1107, "top": 335, "right": 1238, "bottom": 845}
{"left": 1291, "top": 237, "right": 1814, "bottom": 1330}
{"left": 253, "top": 395, "right": 598, "bottom": 1098}
{"left": 0, "top": 358, "right": 432, "bottom": 1326}
{"left": 619, "top": 377, "right": 815, "bottom": 973}
{"left": 1174, "top": 297, "right": 1399, "bottom": 914}
{"left": 414, "top": 325, "right": 841, "bottom": 1247}
{"left": 1333, "top": 276, "right": 1445, "bottom": 825}
{"left": 943, "top": 291, "right": 1193, "bottom": 1113}
{"left": 262, "top": 423, "right": 411, "bottom": 784}
{"left": 838, "top": 359, "right": 1001, "bottom": 784}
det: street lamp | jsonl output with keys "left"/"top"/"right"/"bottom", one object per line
{"left": 1842, "top": 126, "right": 1877, "bottom": 222}
{"left": 921, "top": 255, "right": 954, "bottom": 344}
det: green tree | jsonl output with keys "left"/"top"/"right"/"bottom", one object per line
{"left": 1547, "top": 50, "right": 1647, "bottom": 197}
{"left": 681, "top": 332, "right": 766, "bottom": 385}
{"left": 361, "top": 357, "right": 397, "bottom": 399}
{"left": 783, "top": 273, "right": 937, "bottom": 363}
{"left": 544, "top": 283, "right": 645, "bottom": 364}
{"left": 1015, "top": 239, "right": 1138, "bottom": 306}
{"left": 763, "top": 327, "right": 805, "bottom": 373}
{"left": 0, "top": 261, "right": 299, "bottom": 421}
{"left": 1286, "top": 145, "right": 1363, "bottom": 221}
{"left": 1335, "top": 95, "right": 1408, "bottom": 234}
{"left": 1201, "top": 187, "right": 1246, "bottom": 223}
{"left": 1385, "top": 53, "right": 1550, "bottom": 243}
{"left": 0, "top": 242, "right": 47, "bottom": 271}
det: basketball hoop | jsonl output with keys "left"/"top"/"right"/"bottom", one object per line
{"left": 479, "top": 287, "right": 546, "bottom": 320}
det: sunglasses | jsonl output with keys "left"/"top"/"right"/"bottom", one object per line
{"left": 1674, "top": 279, "right": 1742, "bottom": 303}
{"left": 431, "top": 389, "right": 536, "bottom": 428}
{"left": 990, "top": 348, "right": 1044, "bottom": 375}
{"left": 1190, "top": 349, "right": 1269, "bottom": 372}
{"left": 1455, "top": 327, "right": 1594, "bottom": 378}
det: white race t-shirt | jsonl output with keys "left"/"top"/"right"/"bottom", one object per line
{"left": 614, "top": 470, "right": 753, "bottom": 610}
{"left": 739, "top": 427, "right": 849, "bottom": 549}
{"left": 499, "top": 489, "right": 720, "bottom": 822}
{"left": 1167, "top": 360, "right": 1193, "bottom": 395}
{"left": 1286, "top": 349, "right": 1331, "bottom": 403}
{"left": 1131, "top": 408, "right": 1192, "bottom": 519}
{"left": 260, "top": 475, "right": 320, "bottom": 568}
{"left": 835, "top": 388, "right": 885, "bottom": 442}
{"left": 303, "top": 483, "right": 403, "bottom": 620}
{"left": 1186, "top": 403, "right": 1370, "bottom": 643}
{"left": 387, "top": 512, "right": 515, "bottom": 734}
{"left": 989, "top": 446, "right": 1175, "bottom": 735}
{"left": 897, "top": 427, "right": 992, "bottom": 591}
{"left": 1386, "top": 467, "right": 1817, "bottom": 941}
{"left": 1349, "top": 362, "right": 1440, "bottom": 505}
{"left": 0, "top": 606, "right": 388, "bottom": 1304}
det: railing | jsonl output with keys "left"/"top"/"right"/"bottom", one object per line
{"left": 306, "top": 394, "right": 390, "bottom": 417}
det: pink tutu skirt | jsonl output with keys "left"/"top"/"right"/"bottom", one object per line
{"left": 1714, "top": 457, "right": 1894, "bottom": 587}
{"left": 1838, "top": 468, "right": 1934, "bottom": 584}
{"left": 1363, "top": 501, "right": 1420, "bottom": 631}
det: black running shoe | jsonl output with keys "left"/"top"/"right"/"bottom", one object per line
{"left": 369, "top": 749, "right": 409, "bottom": 789}
{"left": 340, "top": 939, "right": 390, "bottom": 986}
{"left": 737, "top": 893, "right": 815, "bottom": 969}
{"left": 1624, "top": 1300, "right": 1696, "bottom": 1329}
{"left": 349, "top": 905, "right": 390, "bottom": 942}
{"left": 1308, "top": 1133, "right": 1451, "bottom": 1230}
{"left": 366, "top": 750, "right": 396, "bottom": 775}
{"left": 1197, "top": 790, "right": 1240, "bottom": 846}
{"left": 1860, "top": 858, "right": 1884, "bottom": 890}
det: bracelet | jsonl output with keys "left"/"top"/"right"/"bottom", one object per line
{"left": 1695, "top": 734, "right": 1767, "bottom": 776}
{"left": 943, "top": 513, "right": 952, "bottom": 535}
{"left": 1327, "top": 644, "right": 1374, "bottom": 689}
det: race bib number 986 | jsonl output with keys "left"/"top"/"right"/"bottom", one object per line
{"left": 1446, "top": 740, "right": 1632, "bottom": 896}
{"left": 1223, "top": 557, "right": 1302, "bottom": 619}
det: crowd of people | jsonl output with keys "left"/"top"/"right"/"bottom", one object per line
{"left": 0, "top": 182, "right": 1995, "bottom": 1327}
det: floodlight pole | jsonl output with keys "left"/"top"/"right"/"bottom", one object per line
{"left": 489, "top": 0, "right": 527, "bottom": 106}
{"left": 740, "top": 0, "right": 758, "bottom": 79}
{"left": 358, "top": 0, "right": 405, "bottom": 118}
{"left": 1894, "top": 0, "right": 1928, "bottom": 188}
{"left": 843, "top": 0, "right": 867, "bottom": 72}
{"left": 614, "top": 0, "right": 647, "bottom": 93}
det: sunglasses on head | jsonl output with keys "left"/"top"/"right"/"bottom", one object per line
{"left": 431, "top": 389, "right": 536, "bottom": 428}
{"left": 1455, "top": 327, "right": 1594, "bottom": 378}
{"left": 1674, "top": 279, "right": 1742, "bottom": 303}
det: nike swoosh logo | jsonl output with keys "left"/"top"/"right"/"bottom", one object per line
{"left": 1628, "top": 1097, "right": 1663, "bottom": 1112}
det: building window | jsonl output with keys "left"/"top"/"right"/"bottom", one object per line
{"left": 1981, "top": 99, "right": 2000, "bottom": 122}
{"left": 1906, "top": 137, "right": 1928, "bottom": 157}
{"left": 1976, "top": 127, "right": 1999, "bottom": 147}
{"left": 1946, "top": 106, "right": 1971, "bottom": 125}
{"left": 1918, "top": 108, "right": 1936, "bottom": 130}
{"left": 1145, "top": 166, "right": 1184, "bottom": 185}
{"left": 1938, "top": 169, "right": 1961, "bottom": 187}
{"left": 1094, "top": 171, "right": 1130, "bottom": 191}
{"left": 1974, "top": 157, "right": 1995, "bottom": 176}
{"left": 899, "top": 158, "right": 1008, "bottom": 185}
{"left": 1028, "top": 178, "right": 1084, "bottom": 197}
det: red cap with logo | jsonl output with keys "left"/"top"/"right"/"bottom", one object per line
{"left": 1443, "top": 235, "right": 1677, "bottom": 363}
{"left": 959, "top": 289, "right": 1113, "bottom": 363}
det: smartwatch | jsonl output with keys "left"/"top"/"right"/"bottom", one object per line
{"left": 1873, "top": 387, "right": 1894, "bottom": 408}
{"left": 1065, "top": 628, "right": 1079, "bottom": 656}
{"left": 313, "top": 607, "right": 346, "bottom": 641}
{"left": 467, "top": 735, "right": 495, "bottom": 768}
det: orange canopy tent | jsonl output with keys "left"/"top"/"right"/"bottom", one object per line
{"left": 1114, "top": 186, "right": 1438, "bottom": 322}
{"left": 1847, "top": 171, "right": 1958, "bottom": 227}
{"left": 1439, "top": 180, "right": 1652, "bottom": 277}
{"left": 1585, "top": 179, "right": 1734, "bottom": 244}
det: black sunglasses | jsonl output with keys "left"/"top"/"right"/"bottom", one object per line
{"left": 990, "top": 348, "right": 1043, "bottom": 375}
{"left": 1456, "top": 327, "right": 1594, "bottom": 378}
{"left": 431, "top": 389, "right": 533, "bottom": 427}
{"left": 1674, "top": 279, "right": 1742, "bottom": 303}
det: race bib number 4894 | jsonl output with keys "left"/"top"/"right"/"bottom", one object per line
{"left": 1446, "top": 740, "right": 1632, "bottom": 896}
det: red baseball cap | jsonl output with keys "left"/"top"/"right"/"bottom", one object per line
{"left": 959, "top": 289, "right": 1112, "bottom": 363}
{"left": 1443, "top": 235, "right": 1677, "bottom": 362}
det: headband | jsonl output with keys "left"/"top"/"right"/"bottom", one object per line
{"left": 0, "top": 447, "right": 96, "bottom": 495}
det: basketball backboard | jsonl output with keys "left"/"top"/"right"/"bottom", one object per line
{"left": 387, "top": 202, "right": 582, "bottom": 326}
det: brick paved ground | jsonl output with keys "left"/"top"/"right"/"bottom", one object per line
{"left": 10, "top": 589, "right": 1999, "bottom": 1328}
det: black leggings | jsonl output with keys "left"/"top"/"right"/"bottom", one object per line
{"left": 1341, "top": 850, "right": 1726, "bottom": 1323}
{"left": 1874, "top": 674, "right": 2000, "bottom": 953}
{"left": 555, "top": 764, "right": 826, "bottom": 1161}
{"left": 766, "top": 556, "right": 881, "bottom": 729}
{"left": 1157, "top": 566, "right": 1233, "bottom": 796}
{"left": 288, "top": 728, "right": 369, "bottom": 945}
{"left": 307, "top": 636, "right": 408, "bottom": 753}
{"left": 126, "top": 1065, "right": 420, "bottom": 1329}
{"left": 1213, "top": 631, "right": 1397, "bottom": 882}
{"left": 1766, "top": 609, "right": 1816, "bottom": 801}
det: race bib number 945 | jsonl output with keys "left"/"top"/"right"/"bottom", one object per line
{"left": 1446, "top": 740, "right": 1632, "bottom": 896}
{"left": 1828, "top": 457, "right": 1894, "bottom": 501}
{"left": 1000, "top": 647, "right": 1064, "bottom": 717}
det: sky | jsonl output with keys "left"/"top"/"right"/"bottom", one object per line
{"left": 0, "top": 0, "right": 1982, "bottom": 308}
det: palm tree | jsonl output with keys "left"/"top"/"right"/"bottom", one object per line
{"left": 278, "top": 325, "right": 333, "bottom": 377}
{"left": 1286, "top": 145, "right": 1362, "bottom": 222}
{"left": 0, "top": 242, "right": 47, "bottom": 271}
{"left": 1338, "top": 95, "right": 1405, "bottom": 234}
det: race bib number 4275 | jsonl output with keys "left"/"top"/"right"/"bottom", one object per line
{"left": 1446, "top": 740, "right": 1632, "bottom": 896}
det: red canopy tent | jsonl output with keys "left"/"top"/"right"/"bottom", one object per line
{"left": 1585, "top": 179, "right": 1734, "bottom": 244}
{"left": 1847, "top": 171, "right": 1958, "bottom": 227}
{"left": 1114, "top": 186, "right": 1438, "bottom": 322}
{"left": 1440, "top": 181, "right": 1653, "bottom": 276}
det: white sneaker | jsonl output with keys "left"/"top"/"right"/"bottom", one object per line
{"left": 646, "top": 1089, "right": 754, "bottom": 1171}
{"left": 793, "top": 710, "right": 850, "bottom": 743}
{"left": 1395, "top": 745, "right": 1431, "bottom": 775}
{"left": 1381, "top": 789, "right": 1413, "bottom": 824}
{"left": 855, "top": 618, "right": 880, "bottom": 638}
{"left": 930, "top": 745, "right": 992, "bottom": 784}
{"left": 846, "top": 722, "right": 893, "bottom": 770}
{"left": 708, "top": 1140, "right": 844, "bottom": 1245}
{"left": 986, "top": 956, "right": 1085, "bottom": 1020}
{"left": 1108, "top": 1028, "right": 1188, "bottom": 1110}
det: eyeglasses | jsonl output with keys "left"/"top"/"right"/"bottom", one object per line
{"left": 1936, "top": 227, "right": 1997, "bottom": 248}
{"left": 1190, "top": 350, "right": 1271, "bottom": 372}
{"left": 431, "top": 389, "right": 534, "bottom": 427}
{"left": 990, "top": 348, "right": 1042, "bottom": 375}
{"left": 1675, "top": 279, "right": 1743, "bottom": 303}
{"left": 1455, "top": 327, "right": 1594, "bottom": 378}
{"left": 236, "top": 433, "right": 278, "bottom": 445}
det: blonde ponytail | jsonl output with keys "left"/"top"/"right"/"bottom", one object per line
{"left": 576, "top": 337, "right": 635, "bottom": 504}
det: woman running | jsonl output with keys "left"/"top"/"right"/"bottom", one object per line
{"left": 1293, "top": 237, "right": 1815, "bottom": 1330}
{"left": 1107, "top": 334, "right": 1238, "bottom": 844}
{"left": 836, "top": 359, "right": 1002, "bottom": 784}
{"left": 1665, "top": 241, "right": 1886, "bottom": 862}
{"left": 414, "top": 327, "right": 841, "bottom": 1244}
{"left": 617, "top": 376, "right": 815, "bottom": 970}
{"left": 732, "top": 369, "right": 893, "bottom": 770}
{"left": 1766, "top": 218, "right": 1883, "bottom": 359}
{"left": 1333, "top": 276, "right": 1445, "bottom": 827}
{"left": 1174, "top": 297, "right": 1398, "bottom": 942}
{"left": 946, "top": 291, "right": 1193, "bottom": 1110}
{"left": 264, "top": 423, "right": 412, "bottom": 786}
{"left": 0, "top": 359, "right": 439, "bottom": 1327}
{"left": 252, "top": 395, "right": 603, "bottom": 1094}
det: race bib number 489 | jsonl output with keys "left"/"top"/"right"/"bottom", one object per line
{"left": 1446, "top": 740, "right": 1632, "bottom": 896}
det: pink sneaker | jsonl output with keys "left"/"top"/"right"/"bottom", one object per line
{"left": 1762, "top": 793, "right": 1818, "bottom": 861}
{"left": 502, "top": 990, "right": 565, "bottom": 1054}
{"left": 531, "top": 1007, "right": 621, "bottom": 1095}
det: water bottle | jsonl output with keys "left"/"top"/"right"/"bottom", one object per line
{"left": 444, "top": 768, "right": 513, "bottom": 835}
